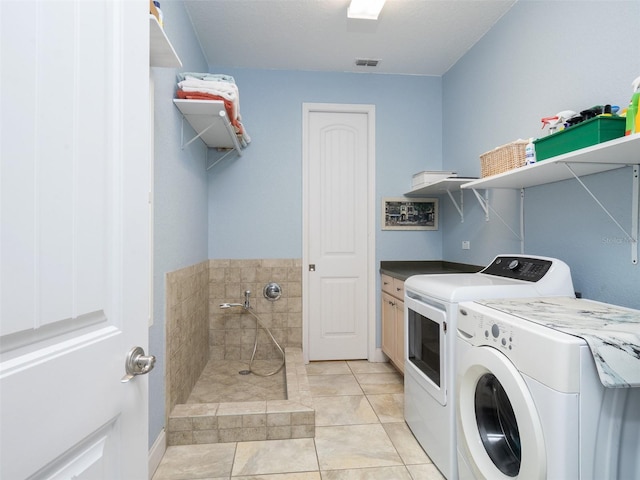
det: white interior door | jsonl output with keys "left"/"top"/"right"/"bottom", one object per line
{"left": 0, "top": 1, "right": 151, "bottom": 479}
{"left": 303, "top": 104, "right": 375, "bottom": 361}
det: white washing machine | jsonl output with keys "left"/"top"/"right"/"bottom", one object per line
{"left": 403, "top": 255, "right": 575, "bottom": 479}
{"left": 456, "top": 299, "right": 640, "bottom": 480}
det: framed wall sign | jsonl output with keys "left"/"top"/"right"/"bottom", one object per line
{"left": 382, "top": 197, "right": 439, "bottom": 230}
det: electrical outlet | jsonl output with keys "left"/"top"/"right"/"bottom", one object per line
{"left": 462, "top": 240, "right": 470, "bottom": 250}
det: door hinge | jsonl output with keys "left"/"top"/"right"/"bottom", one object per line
{"left": 443, "top": 321, "right": 447, "bottom": 333}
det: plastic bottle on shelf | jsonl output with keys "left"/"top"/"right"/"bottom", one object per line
{"left": 525, "top": 138, "right": 537, "bottom": 165}
{"left": 153, "top": 1, "right": 164, "bottom": 28}
{"left": 626, "top": 76, "right": 640, "bottom": 136}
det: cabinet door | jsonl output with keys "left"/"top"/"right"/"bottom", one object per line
{"left": 381, "top": 291, "right": 396, "bottom": 359}
{"left": 392, "top": 278, "right": 405, "bottom": 298}
{"left": 395, "top": 299, "right": 405, "bottom": 373}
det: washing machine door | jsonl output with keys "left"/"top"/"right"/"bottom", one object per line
{"left": 457, "top": 346, "right": 546, "bottom": 480}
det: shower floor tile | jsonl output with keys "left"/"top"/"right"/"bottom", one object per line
{"left": 187, "top": 359, "right": 286, "bottom": 404}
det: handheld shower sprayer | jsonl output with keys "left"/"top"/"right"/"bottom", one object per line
{"left": 219, "top": 290, "right": 252, "bottom": 310}
{"left": 217, "top": 287, "right": 284, "bottom": 377}
{"left": 219, "top": 302, "right": 243, "bottom": 309}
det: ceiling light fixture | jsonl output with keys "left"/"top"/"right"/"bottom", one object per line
{"left": 347, "top": 0, "right": 386, "bottom": 20}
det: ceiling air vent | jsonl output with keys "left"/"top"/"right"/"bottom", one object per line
{"left": 355, "top": 58, "right": 379, "bottom": 67}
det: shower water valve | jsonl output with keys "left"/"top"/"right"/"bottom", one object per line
{"left": 263, "top": 282, "right": 282, "bottom": 301}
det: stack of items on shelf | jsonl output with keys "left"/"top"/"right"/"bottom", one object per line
{"left": 176, "top": 73, "right": 251, "bottom": 148}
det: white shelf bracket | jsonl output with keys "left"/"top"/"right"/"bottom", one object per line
{"left": 563, "top": 163, "right": 638, "bottom": 264}
{"left": 633, "top": 165, "right": 639, "bottom": 265}
{"left": 520, "top": 188, "right": 525, "bottom": 254}
{"left": 471, "top": 188, "right": 490, "bottom": 221}
{"left": 471, "top": 188, "right": 523, "bottom": 243}
{"left": 180, "top": 110, "right": 236, "bottom": 150}
{"left": 446, "top": 189, "right": 464, "bottom": 222}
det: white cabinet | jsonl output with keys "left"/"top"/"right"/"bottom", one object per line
{"left": 381, "top": 274, "right": 405, "bottom": 373}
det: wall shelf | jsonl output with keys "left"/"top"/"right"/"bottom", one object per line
{"left": 405, "top": 177, "right": 474, "bottom": 196}
{"left": 462, "top": 134, "right": 640, "bottom": 190}
{"left": 173, "top": 99, "right": 244, "bottom": 168}
{"left": 150, "top": 15, "right": 182, "bottom": 68}
{"left": 461, "top": 134, "right": 640, "bottom": 263}
{"left": 405, "top": 177, "right": 477, "bottom": 223}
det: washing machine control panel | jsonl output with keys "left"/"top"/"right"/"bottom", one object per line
{"left": 459, "top": 306, "right": 515, "bottom": 350}
{"left": 480, "top": 255, "right": 552, "bottom": 282}
{"left": 485, "top": 321, "right": 514, "bottom": 350}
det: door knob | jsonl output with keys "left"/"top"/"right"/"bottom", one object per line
{"left": 121, "top": 346, "right": 156, "bottom": 383}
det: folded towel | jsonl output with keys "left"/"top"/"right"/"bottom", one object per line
{"left": 177, "top": 72, "right": 236, "bottom": 84}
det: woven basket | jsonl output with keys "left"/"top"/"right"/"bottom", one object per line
{"left": 480, "top": 139, "right": 528, "bottom": 178}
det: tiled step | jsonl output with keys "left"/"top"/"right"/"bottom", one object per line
{"left": 168, "top": 347, "right": 315, "bottom": 445}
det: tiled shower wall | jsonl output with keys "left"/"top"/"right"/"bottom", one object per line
{"left": 165, "top": 258, "right": 302, "bottom": 420}
{"left": 209, "top": 259, "right": 302, "bottom": 360}
{"left": 165, "top": 261, "right": 210, "bottom": 417}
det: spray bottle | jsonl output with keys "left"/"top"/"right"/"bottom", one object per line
{"left": 540, "top": 110, "right": 577, "bottom": 135}
{"left": 625, "top": 76, "right": 640, "bottom": 136}
{"left": 525, "top": 138, "right": 537, "bottom": 165}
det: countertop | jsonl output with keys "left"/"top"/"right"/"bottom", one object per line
{"left": 380, "top": 260, "right": 483, "bottom": 281}
{"left": 478, "top": 297, "right": 640, "bottom": 388}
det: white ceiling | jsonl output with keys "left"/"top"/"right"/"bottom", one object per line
{"left": 183, "top": 0, "right": 517, "bottom": 76}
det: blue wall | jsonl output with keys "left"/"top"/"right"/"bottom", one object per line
{"left": 150, "top": 0, "right": 209, "bottom": 448}
{"left": 207, "top": 69, "right": 445, "bottom": 262}
{"left": 206, "top": 70, "right": 445, "bottom": 352}
{"left": 442, "top": 0, "right": 640, "bottom": 309}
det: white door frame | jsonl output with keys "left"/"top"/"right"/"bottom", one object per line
{"left": 302, "top": 103, "right": 376, "bottom": 363}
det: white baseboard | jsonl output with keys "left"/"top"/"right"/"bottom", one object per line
{"left": 148, "top": 429, "right": 166, "bottom": 479}
{"left": 370, "top": 347, "right": 388, "bottom": 363}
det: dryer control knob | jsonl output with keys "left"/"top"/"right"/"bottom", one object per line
{"left": 491, "top": 324, "right": 500, "bottom": 338}
{"left": 508, "top": 259, "right": 520, "bottom": 270}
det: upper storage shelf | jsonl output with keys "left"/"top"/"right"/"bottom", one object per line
{"left": 149, "top": 15, "right": 182, "bottom": 68}
{"left": 462, "top": 134, "right": 640, "bottom": 190}
{"left": 173, "top": 99, "right": 242, "bottom": 152}
{"left": 461, "top": 133, "right": 640, "bottom": 264}
{"left": 405, "top": 178, "right": 476, "bottom": 197}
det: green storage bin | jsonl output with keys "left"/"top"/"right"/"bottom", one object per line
{"left": 534, "top": 116, "right": 626, "bottom": 161}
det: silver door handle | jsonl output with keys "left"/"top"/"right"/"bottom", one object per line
{"left": 121, "top": 346, "right": 156, "bottom": 383}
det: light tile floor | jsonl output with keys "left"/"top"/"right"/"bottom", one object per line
{"left": 153, "top": 360, "right": 445, "bottom": 480}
